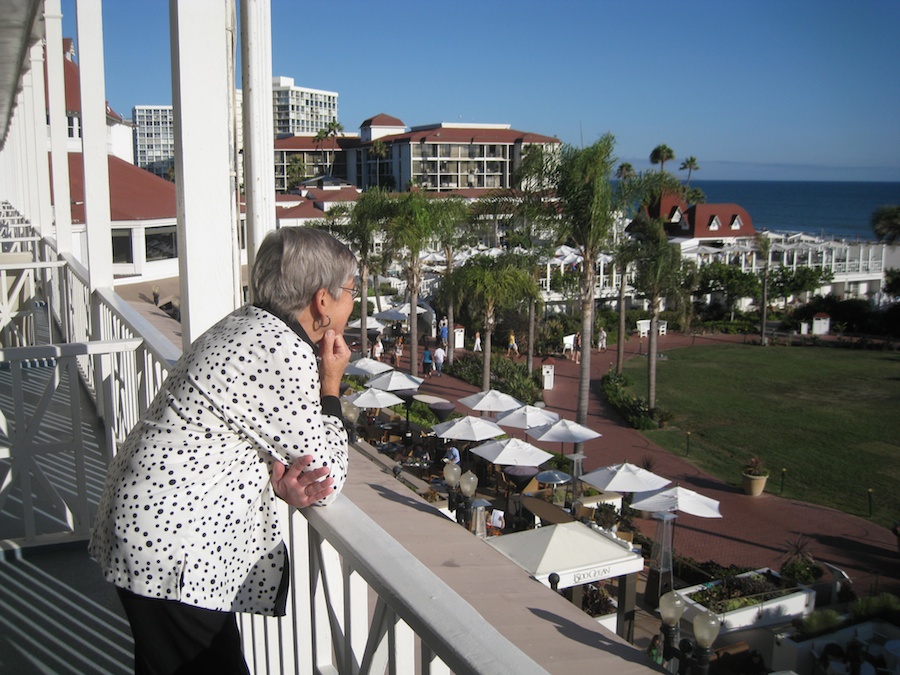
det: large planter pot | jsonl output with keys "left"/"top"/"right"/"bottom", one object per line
{"left": 679, "top": 568, "right": 815, "bottom": 634}
{"left": 742, "top": 472, "right": 769, "bottom": 496}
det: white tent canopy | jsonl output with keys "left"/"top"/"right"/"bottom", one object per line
{"left": 486, "top": 522, "right": 643, "bottom": 589}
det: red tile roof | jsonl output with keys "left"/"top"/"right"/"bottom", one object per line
{"left": 66, "top": 152, "right": 176, "bottom": 223}
{"left": 361, "top": 113, "right": 405, "bottom": 128}
{"left": 274, "top": 135, "right": 360, "bottom": 150}
{"left": 380, "top": 125, "right": 559, "bottom": 146}
{"left": 277, "top": 200, "right": 324, "bottom": 220}
{"left": 651, "top": 192, "right": 756, "bottom": 239}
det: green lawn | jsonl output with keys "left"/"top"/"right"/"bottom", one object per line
{"left": 622, "top": 344, "right": 900, "bottom": 529}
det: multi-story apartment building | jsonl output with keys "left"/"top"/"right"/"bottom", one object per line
{"left": 132, "top": 105, "right": 175, "bottom": 178}
{"left": 272, "top": 76, "right": 338, "bottom": 137}
{"left": 345, "top": 115, "right": 560, "bottom": 193}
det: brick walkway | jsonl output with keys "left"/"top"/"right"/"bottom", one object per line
{"left": 413, "top": 333, "right": 900, "bottom": 597}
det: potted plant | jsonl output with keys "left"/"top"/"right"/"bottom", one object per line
{"left": 742, "top": 455, "right": 769, "bottom": 496}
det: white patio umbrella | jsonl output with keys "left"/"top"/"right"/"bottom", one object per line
{"left": 432, "top": 415, "right": 505, "bottom": 442}
{"left": 526, "top": 418, "right": 601, "bottom": 444}
{"left": 347, "top": 388, "right": 404, "bottom": 409}
{"left": 365, "top": 370, "right": 424, "bottom": 392}
{"left": 344, "top": 357, "right": 393, "bottom": 377}
{"left": 471, "top": 438, "right": 554, "bottom": 467}
{"left": 630, "top": 486, "right": 722, "bottom": 519}
{"left": 375, "top": 303, "right": 427, "bottom": 322}
{"left": 495, "top": 405, "right": 560, "bottom": 430}
{"left": 347, "top": 316, "right": 387, "bottom": 332}
{"left": 580, "top": 462, "right": 671, "bottom": 493}
{"left": 458, "top": 389, "right": 524, "bottom": 413}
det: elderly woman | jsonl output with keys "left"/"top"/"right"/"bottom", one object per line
{"left": 89, "top": 227, "right": 357, "bottom": 674}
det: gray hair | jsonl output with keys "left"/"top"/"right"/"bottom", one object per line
{"left": 252, "top": 227, "right": 358, "bottom": 321}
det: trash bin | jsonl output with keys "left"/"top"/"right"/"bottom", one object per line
{"left": 453, "top": 327, "right": 465, "bottom": 349}
{"left": 541, "top": 358, "right": 555, "bottom": 390}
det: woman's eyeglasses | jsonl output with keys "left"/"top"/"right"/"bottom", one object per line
{"left": 341, "top": 286, "right": 360, "bottom": 299}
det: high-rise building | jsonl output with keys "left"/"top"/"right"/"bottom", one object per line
{"left": 272, "top": 76, "right": 338, "bottom": 137}
{"left": 132, "top": 105, "right": 175, "bottom": 178}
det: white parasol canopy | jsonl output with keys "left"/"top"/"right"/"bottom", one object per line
{"left": 365, "top": 370, "right": 424, "bottom": 392}
{"left": 458, "top": 389, "right": 524, "bottom": 413}
{"left": 344, "top": 357, "right": 393, "bottom": 377}
{"left": 471, "top": 438, "right": 554, "bottom": 467}
{"left": 486, "top": 522, "right": 644, "bottom": 589}
{"left": 432, "top": 415, "right": 505, "bottom": 442}
{"left": 526, "top": 418, "right": 601, "bottom": 444}
{"left": 581, "top": 462, "right": 671, "bottom": 493}
{"left": 630, "top": 486, "right": 722, "bottom": 518}
{"left": 347, "top": 316, "right": 387, "bottom": 332}
{"left": 495, "top": 405, "right": 560, "bottom": 430}
{"left": 374, "top": 303, "right": 427, "bottom": 321}
{"left": 347, "top": 388, "right": 404, "bottom": 409}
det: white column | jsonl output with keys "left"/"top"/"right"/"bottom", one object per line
{"left": 170, "top": 0, "right": 241, "bottom": 346}
{"left": 76, "top": 0, "right": 114, "bottom": 290}
{"left": 18, "top": 70, "right": 39, "bottom": 224}
{"left": 28, "top": 42, "right": 54, "bottom": 237}
{"left": 240, "top": 0, "right": 276, "bottom": 282}
{"left": 45, "top": 0, "right": 73, "bottom": 253}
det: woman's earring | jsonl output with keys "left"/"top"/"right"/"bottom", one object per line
{"left": 314, "top": 314, "right": 332, "bottom": 330}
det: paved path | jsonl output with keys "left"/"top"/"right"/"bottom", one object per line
{"left": 116, "top": 282, "right": 899, "bottom": 597}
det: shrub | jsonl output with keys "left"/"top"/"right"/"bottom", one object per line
{"left": 443, "top": 352, "right": 542, "bottom": 404}
{"left": 792, "top": 609, "right": 844, "bottom": 642}
{"left": 601, "top": 372, "right": 655, "bottom": 429}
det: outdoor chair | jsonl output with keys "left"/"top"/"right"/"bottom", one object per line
{"left": 636, "top": 320, "right": 650, "bottom": 338}
{"left": 658, "top": 320, "right": 667, "bottom": 336}
{"left": 562, "top": 333, "right": 575, "bottom": 357}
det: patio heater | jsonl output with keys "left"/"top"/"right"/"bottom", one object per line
{"left": 645, "top": 512, "right": 676, "bottom": 609}
{"left": 471, "top": 498, "right": 492, "bottom": 538}
{"left": 396, "top": 389, "right": 417, "bottom": 448}
{"left": 659, "top": 591, "right": 721, "bottom": 675}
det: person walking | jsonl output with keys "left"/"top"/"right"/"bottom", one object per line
{"left": 574, "top": 331, "right": 582, "bottom": 364}
{"left": 422, "top": 344, "right": 434, "bottom": 377}
{"left": 506, "top": 331, "right": 518, "bottom": 358}
{"left": 433, "top": 344, "right": 446, "bottom": 376}
{"left": 598, "top": 326, "right": 607, "bottom": 352}
{"left": 372, "top": 336, "right": 384, "bottom": 361}
{"left": 393, "top": 337, "right": 403, "bottom": 366}
{"left": 473, "top": 331, "right": 482, "bottom": 352}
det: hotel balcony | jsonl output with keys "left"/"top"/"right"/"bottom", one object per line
{"left": 0, "top": 2, "right": 652, "bottom": 672}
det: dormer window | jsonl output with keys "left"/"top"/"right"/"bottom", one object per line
{"left": 670, "top": 207, "right": 683, "bottom": 223}
{"left": 731, "top": 215, "right": 743, "bottom": 231}
{"left": 709, "top": 216, "right": 721, "bottom": 231}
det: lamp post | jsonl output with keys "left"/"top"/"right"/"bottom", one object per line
{"left": 443, "top": 462, "right": 461, "bottom": 514}
{"left": 458, "top": 470, "right": 479, "bottom": 530}
{"left": 659, "top": 591, "right": 721, "bottom": 675}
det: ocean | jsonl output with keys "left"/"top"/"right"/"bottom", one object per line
{"left": 688, "top": 180, "right": 900, "bottom": 241}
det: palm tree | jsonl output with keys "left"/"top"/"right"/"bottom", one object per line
{"left": 554, "top": 134, "right": 618, "bottom": 430}
{"left": 324, "top": 120, "right": 345, "bottom": 176}
{"left": 313, "top": 128, "right": 328, "bottom": 175}
{"left": 755, "top": 233, "right": 772, "bottom": 346}
{"left": 431, "top": 196, "right": 473, "bottom": 364}
{"left": 630, "top": 213, "right": 685, "bottom": 412}
{"left": 324, "top": 188, "right": 392, "bottom": 356}
{"left": 679, "top": 156, "right": 699, "bottom": 184}
{"left": 387, "top": 190, "right": 435, "bottom": 377}
{"left": 871, "top": 204, "right": 900, "bottom": 244}
{"left": 616, "top": 162, "right": 635, "bottom": 181}
{"left": 370, "top": 138, "right": 388, "bottom": 188}
{"left": 451, "top": 254, "right": 540, "bottom": 391}
{"left": 650, "top": 144, "right": 675, "bottom": 173}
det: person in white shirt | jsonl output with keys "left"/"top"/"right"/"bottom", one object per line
{"left": 433, "top": 344, "right": 446, "bottom": 376}
{"left": 90, "top": 228, "right": 357, "bottom": 674}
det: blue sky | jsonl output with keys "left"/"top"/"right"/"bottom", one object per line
{"left": 62, "top": 0, "right": 900, "bottom": 182}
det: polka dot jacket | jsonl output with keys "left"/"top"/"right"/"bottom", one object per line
{"left": 89, "top": 305, "right": 348, "bottom": 616}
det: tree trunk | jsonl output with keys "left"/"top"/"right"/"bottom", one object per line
{"left": 526, "top": 299, "right": 535, "bottom": 373}
{"left": 760, "top": 265, "right": 769, "bottom": 346}
{"left": 577, "top": 263, "right": 594, "bottom": 428}
{"left": 616, "top": 262, "right": 627, "bottom": 375}
{"left": 648, "top": 299, "right": 660, "bottom": 412}
{"left": 409, "top": 285, "right": 419, "bottom": 378}
{"left": 360, "top": 261, "right": 369, "bottom": 357}
{"left": 447, "top": 298, "right": 455, "bottom": 364}
{"left": 482, "top": 324, "right": 493, "bottom": 392}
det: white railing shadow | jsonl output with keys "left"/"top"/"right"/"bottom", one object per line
{"left": 240, "top": 496, "right": 548, "bottom": 675}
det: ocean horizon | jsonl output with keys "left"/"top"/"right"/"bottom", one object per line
{"left": 688, "top": 180, "right": 900, "bottom": 241}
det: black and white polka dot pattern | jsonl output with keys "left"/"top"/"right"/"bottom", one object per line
{"left": 89, "top": 305, "right": 348, "bottom": 616}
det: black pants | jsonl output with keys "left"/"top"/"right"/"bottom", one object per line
{"left": 116, "top": 588, "right": 250, "bottom": 675}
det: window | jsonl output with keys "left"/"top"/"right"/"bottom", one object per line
{"left": 111, "top": 230, "right": 133, "bottom": 263}
{"left": 145, "top": 226, "right": 177, "bottom": 261}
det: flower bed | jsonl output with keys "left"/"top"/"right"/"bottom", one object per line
{"left": 679, "top": 568, "right": 815, "bottom": 633}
